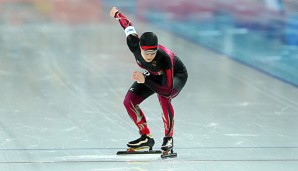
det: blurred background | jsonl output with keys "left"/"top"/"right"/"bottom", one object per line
{"left": 1, "top": 0, "right": 298, "bottom": 86}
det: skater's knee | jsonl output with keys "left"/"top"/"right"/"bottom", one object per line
{"left": 123, "top": 92, "right": 144, "bottom": 109}
{"left": 123, "top": 97, "right": 131, "bottom": 108}
{"left": 123, "top": 96, "right": 136, "bottom": 109}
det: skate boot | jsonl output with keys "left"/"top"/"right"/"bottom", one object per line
{"left": 161, "top": 137, "right": 177, "bottom": 159}
{"left": 127, "top": 134, "right": 155, "bottom": 152}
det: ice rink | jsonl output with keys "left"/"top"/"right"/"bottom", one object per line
{"left": 1, "top": 1, "right": 298, "bottom": 171}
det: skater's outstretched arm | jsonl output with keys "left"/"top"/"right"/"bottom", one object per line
{"left": 110, "top": 7, "right": 136, "bottom": 36}
{"left": 110, "top": 7, "right": 139, "bottom": 52}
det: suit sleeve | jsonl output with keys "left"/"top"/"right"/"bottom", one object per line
{"left": 114, "top": 11, "right": 139, "bottom": 52}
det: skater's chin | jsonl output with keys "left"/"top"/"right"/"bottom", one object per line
{"left": 144, "top": 58, "right": 154, "bottom": 62}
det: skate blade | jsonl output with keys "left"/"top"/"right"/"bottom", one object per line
{"left": 117, "top": 150, "right": 162, "bottom": 155}
{"left": 127, "top": 147, "right": 150, "bottom": 152}
{"left": 161, "top": 151, "right": 177, "bottom": 159}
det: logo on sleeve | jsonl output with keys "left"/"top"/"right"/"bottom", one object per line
{"left": 143, "top": 70, "right": 150, "bottom": 76}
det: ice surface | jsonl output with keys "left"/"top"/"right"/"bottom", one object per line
{"left": 0, "top": 5, "right": 298, "bottom": 171}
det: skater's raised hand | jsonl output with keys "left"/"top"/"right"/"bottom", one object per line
{"left": 110, "top": 7, "right": 119, "bottom": 18}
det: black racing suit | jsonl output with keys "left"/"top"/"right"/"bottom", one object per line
{"left": 115, "top": 10, "right": 188, "bottom": 137}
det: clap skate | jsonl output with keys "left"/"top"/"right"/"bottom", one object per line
{"left": 117, "top": 134, "right": 161, "bottom": 155}
{"left": 160, "top": 137, "right": 177, "bottom": 159}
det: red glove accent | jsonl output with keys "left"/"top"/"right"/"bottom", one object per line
{"left": 115, "top": 12, "right": 133, "bottom": 29}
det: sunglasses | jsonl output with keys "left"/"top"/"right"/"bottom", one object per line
{"left": 142, "top": 49, "right": 158, "bottom": 55}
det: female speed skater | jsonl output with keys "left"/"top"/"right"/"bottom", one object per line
{"left": 110, "top": 7, "right": 188, "bottom": 156}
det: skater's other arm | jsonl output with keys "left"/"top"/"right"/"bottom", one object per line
{"left": 110, "top": 7, "right": 139, "bottom": 52}
{"left": 132, "top": 71, "right": 145, "bottom": 83}
{"left": 132, "top": 68, "right": 173, "bottom": 98}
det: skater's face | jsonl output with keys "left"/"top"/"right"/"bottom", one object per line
{"left": 141, "top": 49, "right": 157, "bottom": 62}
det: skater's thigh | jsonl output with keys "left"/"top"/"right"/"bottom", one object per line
{"left": 126, "top": 81, "right": 155, "bottom": 99}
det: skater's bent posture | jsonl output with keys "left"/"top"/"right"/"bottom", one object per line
{"left": 110, "top": 7, "right": 188, "bottom": 154}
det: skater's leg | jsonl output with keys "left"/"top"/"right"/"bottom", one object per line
{"left": 123, "top": 82, "right": 154, "bottom": 135}
{"left": 158, "top": 95, "right": 175, "bottom": 137}
{"left": 159, "top": 73, "right": 187, "bottom": 157}
{"left": 158, "top": 73, "right": 188, "bottom": 137}
{"left": 158, "top": 96, "right": 178, "bottom": 157}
